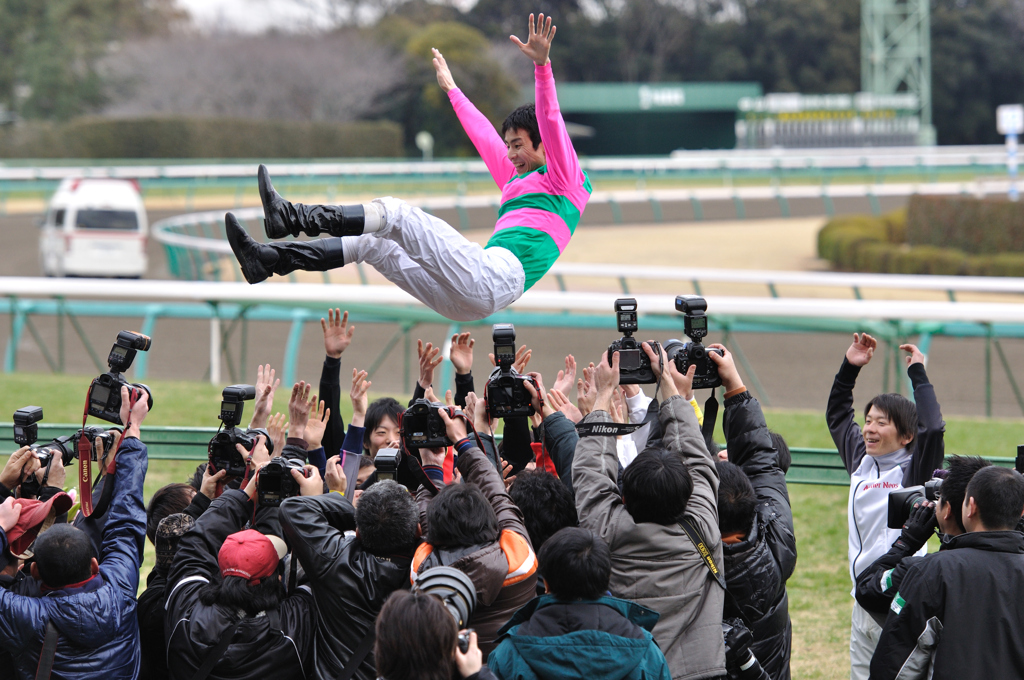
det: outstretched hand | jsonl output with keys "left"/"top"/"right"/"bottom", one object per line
{"left": 510, "top": 13, "right": 556, "bottom": 66}
{"left": 431, "top": 48, "right": 457, "bottom": 93}
{"left": 321, "top": 309, "right": 354, "bottom": 359}
{"left": 900, "top": 343, "right": 926, "bottom": 367}
{"left": 846, "top": 333, "right": 877, "bottom": 367}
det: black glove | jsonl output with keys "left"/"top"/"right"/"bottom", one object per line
{"left": 896, "top": 501, "right": 936, "bottom": 553}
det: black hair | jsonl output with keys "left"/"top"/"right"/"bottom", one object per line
{"left": 32, "top": 524, "right": 96, "bottom": 588}
{"left": 198, "top": 574, "right": 285, "bottom": 617}
{"left": 426, "top": 483, "right": 499, "bottom": 550}
{"left": 963, "top": 466, "right": 1024, "bottom": 530}
{"left": 355, "top": 480, "right": 420, "bottom": 555}
{"left": 621, "top": 446, "right": 693, "bottom": 524}
{"left": 359, "top": 454, "right": 375, "bottom": 469}
{"left": 716, "top": 461, "right": 757, "bottom": 536}
{"left": 864, "top": 394, "right": 918, "bottom": 449}
{"left": 146, "top": 483, "right": 196, "bottom": 544}
{"left": 940, "top": 455, "right": 991, "bottom": 533}
{"left": 364, "top": 397, "right": 405, "bottom": 451}
{"left": 375, "top": 589, "right": 456, "bottom": 680}
{"left": 501, "top": 104, "right": 541, "bottom": 150}
{"left": 538, "top": 527, "right": 610, "bottom": 600}
{"left": 769, "top": 431, "right": 791, "bottom": 473}
{"left": 509, "top": 470, "right": 577, "bottom": 551}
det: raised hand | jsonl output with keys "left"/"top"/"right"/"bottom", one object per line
{"left": 707, "top": 344, "right": 742, "bottom": 394}
{"left": 488, "top": 344, "right": 532, "bottom": 374}
{"left": 510, "top": 12, "right": 556, "bottom": 66}
{"left": 577, "top": 363, "right": 597, "bottom": 417}
{"left": 846, "top": 333, "right": 877, "bottom": 367}
{"left": 465, "top": 392, "right": 494, "bottom": 435}
{"left": 350, "top": 368, "right": 371, "bottom": 427}
{"left": 250, "top": 363, "right": 280, "bottom": 430}
{"left": 900, "top": 343, "right": 926, "bottom": 367}
{"left": 418, "top": 339, "right": 443, "bottom": 390}
{"left": 322, "top": 309, "right": 354, "bottom": 359}
{"left": 325, "top": 455, "right": 347, "bottom": 495}
{"left": 304, "top": 400, "right": 330, "bottom": 451}
{"left": 431, "top": 47, "right": 457, "bottom": 93}
{"left": 267, "top": 412, "right": 288, "bottom": 457}
{"left": 551, "top": 354, "right": 576, "bottom": 395}
{"left": 642, "top": 341, "right": 679, "bottom": 398}
{"left": 438, "top": 407, "right": 469, "bottom": 443}
{"left": 594, "top": 351, "right": 621, "bottom": 412}
{"left": 288, "top": 381, "right": 313, "bottom": 440}
{"left": 547, "top": 388, "right": 583, "bottom": 423}
{"left": 450, "top": 332, "right": 475, "bottom": 375}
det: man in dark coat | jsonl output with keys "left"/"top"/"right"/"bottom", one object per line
{"left": 713, "top": 347, "right": 796, "bottom": 680}
{"left": 871, "top": 466, "right": 1024, "bottom": 679}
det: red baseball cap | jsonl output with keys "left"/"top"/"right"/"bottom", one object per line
{"left": 5, "top": 492, "right": 75, "bottom": 557}
{"left": 217, "top": 529, "right": 287, "bottom": 584}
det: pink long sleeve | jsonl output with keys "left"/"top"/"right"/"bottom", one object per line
{"left": 533, "top": 62, "right": 582, "bottom": 192}
{"left": 448, "top": 88, "right": 515, "bottom": 189}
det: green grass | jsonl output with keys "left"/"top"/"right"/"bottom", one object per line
{"left": 2, "top": 372, "right": 1022, "bottom": 678}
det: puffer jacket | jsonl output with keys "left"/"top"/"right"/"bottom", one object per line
{"left": 0, "top": 437, "right": 148, "bottom": 680}
{"left": 487, "top": 594, "right": 671, "bottom": 680}
{"left": 164, "top": 489, "right": 315, "bottom": 680}
{"left": 572, "top": 396, "right": 725, "bottom": 680}
{"left": 413, "top": 441, "right": 538, "bottom": 658}
{"left": 721, "top": 391, "right": 797, "bottom": 680}
{"left": 280, "top": 491, "right": 412, "bottom": 680}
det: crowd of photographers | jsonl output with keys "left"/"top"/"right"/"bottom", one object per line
{"left": 0, "top": 297, "right": 1021, "bottom": 680}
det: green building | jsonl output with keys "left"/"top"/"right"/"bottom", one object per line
{"left": 534, "top": 82, "right": 762, "bottom": 155}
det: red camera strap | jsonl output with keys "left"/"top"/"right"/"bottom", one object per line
{"left": 78, "top": 386, "right": 137, "bottom": 518}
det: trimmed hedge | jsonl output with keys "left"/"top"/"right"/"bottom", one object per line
{"left": 817, "top": 204, "right": 1024, "bottom": 276}
{"left": 0, "top": 117, "right": 404, "bottom": 159}
{"left": 907, "top": 194, "right": 1024, "bottom": 254}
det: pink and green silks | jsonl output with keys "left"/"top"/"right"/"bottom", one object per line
{"left": 447, "top": 62, "right": 592, "bottom": 291}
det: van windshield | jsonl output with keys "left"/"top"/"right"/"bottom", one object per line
{"left": 75, "top": 210, "right": 139, "bottom": 231}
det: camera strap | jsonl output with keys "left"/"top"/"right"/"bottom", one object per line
{"left": 78, "top": 387, "right": 138, "bottom": 518}
{"left": 677, "top": 516, "right": 751, "bottom": 628}
{"left": 701, "top": 393, "right": 719, "bottom": 454}
{"left": 574, "top": 422, "right": 644, "bottom": 437}
{"left": 34, "top": 622, "right": 59, "bottom": 680}
{"left": 337, "top": 627, "right": 376, "bottom": 680}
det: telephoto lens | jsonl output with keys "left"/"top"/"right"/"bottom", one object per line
{"left": 413, "top": 565, "right": 477, "bottom": 649}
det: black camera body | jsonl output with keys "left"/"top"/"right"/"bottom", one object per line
{"left": 374, "top": 448, "right": 403, "bottom": 481}
{"left": 208, "top": 385, "right": 269, "bottom": 478}
{"left": 257, "top": 457, "right": 310, "bottom": 506}
{"left": 887, "top": 479, "right": 942, "bottom": 529}
{"left": 401, "top": 400, "right": 452, "bottom": 450}
{"left": 88, "top": 331, "right": 153, "bottom": 425}
{"left": 13, "top": 406, "right": 43, "bottom": 447}
{"left": 668, "top": 296, "right": 723, "bottom": 390}
{"left": 607, "top": 298, "right": 659, "bottom": 384}
{"left": 486, "top": 324, "right": 538, "bottom": 418}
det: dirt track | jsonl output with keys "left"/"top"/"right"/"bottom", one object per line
{"left": 4, "top": 197, "right": 1024, "bottom": 419}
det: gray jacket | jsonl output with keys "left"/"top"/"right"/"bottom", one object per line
{"left": 572, "top": 395, "right": 726, "bottom": 680}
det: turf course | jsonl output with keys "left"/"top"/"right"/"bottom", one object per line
{"left": 1, "top": 372, "right": 1021, "bottom": 679}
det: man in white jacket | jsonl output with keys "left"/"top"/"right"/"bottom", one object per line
{"left": 826, "top": 333, "right": 946, "bottom": 680}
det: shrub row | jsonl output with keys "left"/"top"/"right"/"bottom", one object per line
{"left": 817, "top": 208, "right": 1024, "bottom": 276}
{"left": 906, "top": 194, "right": 1024, "bottom": 254}
{"left": 0, "top": 117, "right": 404, "bottom": 159}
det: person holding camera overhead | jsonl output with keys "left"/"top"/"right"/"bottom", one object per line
{"left": 826, "top": 333, "right": 945, "bottom": 680}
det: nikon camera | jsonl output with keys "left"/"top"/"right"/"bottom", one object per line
{"left": 486, "top": 324, "right": 538, "bottom": 418}
{"left": 14, "top": 406, "right": 119, "bottom": 496}
{"left": 664, "top": 296, "right": 723, "bottom": 390}
{"left": 887, "top": 478, "right": 943, "bottom": 529}
{"left": 208, "top": 385, "right": 272, "bottom": 478}
{"left": 257, "top": 457, "right": 311, "bottom": 506}
{"left": 87, "top": 331, "right": 153, "bottom": 425}
{"left": 401, "top": 399, "right": 452, "bottom": 450}
{"left": 607, "top": 298, "right": 659, "bottom": 384}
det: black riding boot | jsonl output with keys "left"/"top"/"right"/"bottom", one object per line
{"left": 267, "top": 238, "right": 346, "bottom": 276}
{"left": 259, "top": 164, "right": 367, "bottom": 239}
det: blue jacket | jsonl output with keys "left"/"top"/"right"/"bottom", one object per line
{"left": 487, "top": 595, "right": 672, "bottom": 680}
{"left": 0, "top": 436, "right": 148, "bottom": 680}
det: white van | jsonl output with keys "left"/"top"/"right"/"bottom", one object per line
{"left": 39, "top": 178, "right": 149, "bottom": 278}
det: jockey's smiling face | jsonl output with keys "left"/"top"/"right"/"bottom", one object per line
{"left": 504, "top": 127, "right": 546, "bottom": 175}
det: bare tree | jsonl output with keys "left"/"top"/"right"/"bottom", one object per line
{"left": 98, "top": 31, "right": 403, "bottom": 121}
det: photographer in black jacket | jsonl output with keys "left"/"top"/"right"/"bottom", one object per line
{"left": 164, "top": 435, "right": 317, "bottom": 680}
{"left": 280, "top": 478, "right": 420, "bottom": 680}
{"left": 854, "top": 455, "right": 990, "bottom": 619}
{"left": 712, "top": 346, "right": 796, "bottom": 680}
{"left": 871, "top": 466, "right": 1024, "bottom": 679}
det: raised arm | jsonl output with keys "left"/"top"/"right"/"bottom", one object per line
{"left": 434, "top": 48, "right": 514, "bottom": 187}
{"left": 511, "top": 14, "right": 582, "bottom": 191}
{"left": 828, "top": 333, "right": 875, "bottom": 474}
{"left": 902, "top": 345, "right": 945, "bottom": 486}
